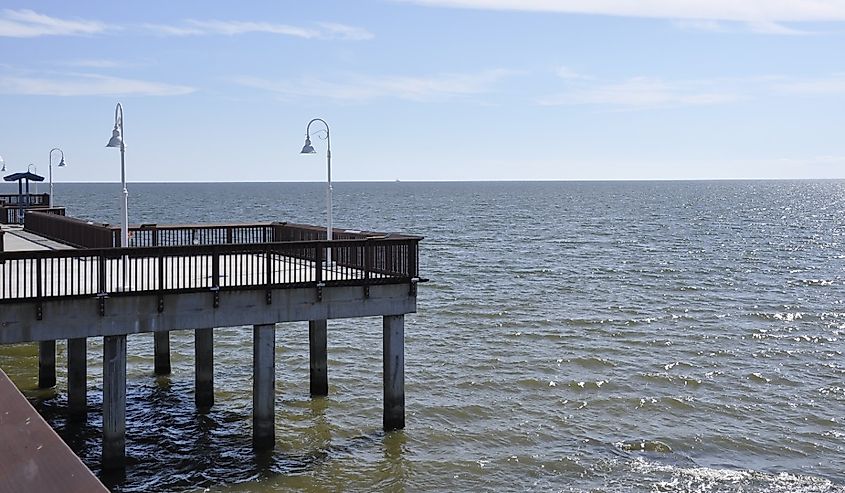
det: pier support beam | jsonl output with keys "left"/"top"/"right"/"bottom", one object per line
{"left": 154, "top": 331, "right": 171, "bottom": 375}
{"left": 67, "top": 338, "right": 87, "bottom": 420}
{"left": 103, "top": 335, "right": 127, "bottom": 470}
{"left": 383, "top": 315, "right": 405, "bottom": 431}
{"left": 38, "top": 340, "right": 56, "bottom": 389}
{"left": 253, "top": 324, "right": 275, "bottom": 450}
{"left": 195, "top": 328, "right": 214, "bottom": 409}
{"left": 309, "top": 320, "right": 328, "bottom": 397}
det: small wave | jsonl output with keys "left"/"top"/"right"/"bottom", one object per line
{"left": 793, "top": 279, "right": 835, "bottom": 287}
{"left": 628, "top": 457, "right": 838, "bottom": 492}
{"left": 567, "top": 356, "right": 617, "bottom": 369}
{"left": 615, "top": 439, "right": 673, "bottom": 453}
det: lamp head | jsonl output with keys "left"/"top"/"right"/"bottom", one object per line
{"left": 106, "top": 127, "right": 123, "bottom": 148}
{"left": 0, "top": 155, "right": 5, "bottom": 172}
{"left": 300, "top": 136, "right": 316, "bottom": 154}
{"left": 58, "top": 157, "right": 66, "bottom": 167}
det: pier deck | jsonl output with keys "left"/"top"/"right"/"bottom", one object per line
{"left": 0, "top": 212, "right": 422, "bottom": 471}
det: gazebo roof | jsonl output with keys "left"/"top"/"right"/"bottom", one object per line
{"left": 3, "top": 172, "right": 45, "bottom": 182}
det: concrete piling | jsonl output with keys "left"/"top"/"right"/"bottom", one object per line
{"left": 383, "top": 315, "right": 405, "bottom": 431}
{"left": 195, "top": 328, "right": 214, "bottom": 409}
{"left": 67, "top": 338, "right": 87, "bottom": 420}
{"left": 38, "top": 340, "right": 56, "bottom": 389}
{"left": 252, "top": 324, "right": 275, "bottom": 450}
{"left": 103, "top": 335, "right": 127, "bottom": 470}
{"left": 153, "top": 331, "right": 171, "bottom": 375}
{"left": 309, "top": 320, "right": 328, "bottom": 397}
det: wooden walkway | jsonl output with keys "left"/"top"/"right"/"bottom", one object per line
{"left": 0, "top": 368, "right": 107, "bottom": 493}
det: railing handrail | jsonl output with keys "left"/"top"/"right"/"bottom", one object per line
{"left": 0, "top": 236, "right": 421, "bottom": 303}
{"left": 0, "top": 237, "right": 420, "bottom": 261}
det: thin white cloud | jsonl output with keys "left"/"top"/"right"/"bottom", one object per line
{"left": 0, "top": 9, "right": 109, "bottom": 37}
{"left": 395, "top": 0, "right": 845, "bottom": 22}
{"left": 672, "top": 19, "right": 728, "bottom": 32}
{"left": 673, "top": 19, "right": 813, "bottom": 35}
{"left": 774, "top": 74, "right": 845, "bottom": 94}
{"left": 540, "top": 72, "right": 845, "bottom": 109}
{"left": 234, "top": 69, "right": 517, "bottom": 102}
{"left": 59, "top": 59, "right": 135, "bottom": 69}
{"left": 540, "top": 76, "right": 739, "bottom": 108}
{"left": 144, "top": 20, "right": 374, "bottom": 40}
{"left": 746, "top": 20, "right": 813, "bottom": 35}
{"left": 316, "top": 22, "right": 375, "bottom": 41}
{"left": 0, "top": 74, "right": 195, "bottom": 97}
{"left": 556, "top": 66, "right": 593, "bottom": 80}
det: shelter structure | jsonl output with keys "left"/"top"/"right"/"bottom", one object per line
{"left": 2, "top": 171, "right": 47, "bottom": 224}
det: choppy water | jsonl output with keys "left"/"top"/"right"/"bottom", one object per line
{"left": 1, "top": 180, "right": 844, "bottom": 492}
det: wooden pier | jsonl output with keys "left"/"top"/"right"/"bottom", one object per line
{"left": 0, "top": 368, "right": 108, "bottom": 492}
{"left": 0, "top": 209, "right": 423, "bottom": 471}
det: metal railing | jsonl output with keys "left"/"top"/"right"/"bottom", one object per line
{"left": 113, "top": 223, "right": 282, "bottom": 247}
{"left": 0, "top": 237, "right": 420, "bottom": 303}
{"left": 24, "top": 212, "right": 418, "bottom": 249}
{"left": 0, "top": 193, "right": 50, "bottom": 206}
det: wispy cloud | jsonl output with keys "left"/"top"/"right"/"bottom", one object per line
{"left": 143, "top": 19, "right": 374, "bottom": 40}
{"left": 394, "top": 0, "right": 845, "bottom": 22}
{"left": 673, "top": 19, "right": 813, "bottom": 35}
{"left": 773, "top": 74, "right": 845, "bottom": 94}
{"left": 396, "top": 0, "right": 844, "bottom": 34}
{"left": 0, "top": 73, "right": 195, "bottom": 97}
{"left": 0, "top": 9, "right": 372, "bottom": 41}
{"left": 540, "top": 72, "right": 845, "bottom": 109}
{"left": 233, "top": 69, "right": 517, "bottom": 102}
{"left": 59, "top": 59, "right": 137, "bottom": 69}
{"left": 540, "top": 76, "right": 739, "bottom": 108}
{"left": 556, "top": 66, "right": 593, "bottom": 81}
{"left": 0, "top": 9, "right": 109, "bottom": 37}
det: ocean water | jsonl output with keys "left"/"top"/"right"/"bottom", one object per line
{"left": 1, "top": 180, "right": 844, "bottom": 492}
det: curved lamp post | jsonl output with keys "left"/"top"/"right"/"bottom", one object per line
{"left": 48, "top": 148, "right": 66, "bottom": 208}
{"left": 27, "top": 164, "right": 38, "bottom": 194}
{"left": 300, "top": 118, "right": 332, "bottom": 263}
{"left": 106, "top": 102, "right": 128, "bottom": 247}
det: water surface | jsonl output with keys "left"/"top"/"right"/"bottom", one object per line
{"left": 1, "top": 180, "right": 843, "bottom": 492}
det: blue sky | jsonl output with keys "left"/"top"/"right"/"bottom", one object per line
{"left": 0, "top": 0, "right": 843, "bottom": 182}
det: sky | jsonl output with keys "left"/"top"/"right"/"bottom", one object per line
{"left": 0, "top": 0, "right": 843, "bottom": 182}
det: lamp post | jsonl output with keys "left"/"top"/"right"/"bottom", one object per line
{"left": 27, "top": 164, "right": 38, "bottom": 194}
{"left": 106, "top": 102, "right": 128, "bottom": 248}
{"left": 48, "top": 148, "right": 66, "bottom": 208}
{"left": 300, "top": 118, "right": 332, "bottom": 264}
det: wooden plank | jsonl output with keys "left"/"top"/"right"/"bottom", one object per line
{"left": 0, "top": 368, "right": 108, "bottom": 493}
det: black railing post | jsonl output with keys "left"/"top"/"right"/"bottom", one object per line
{"left": 36, "top": 257, "right": 43, "bottom": 299}
{"left": 158, "top": 250, "right": 165, "bottom": 291}
{"left": 315, "top": 243, "right": 323, "bottom": 285}
{"left": 98, "top": 253, "right": 107, "bottom": 294}
{"left": 265, "top": 244, "right": 273, "bottom": 286}
{"left": 212, "top": 248, "right": 220, "bottom": 288}
{"left": 365, "top": 239, "right": 373, "bottom": 279}
{"left": 408, "top": 240, "right": 418, "bottom": 277}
